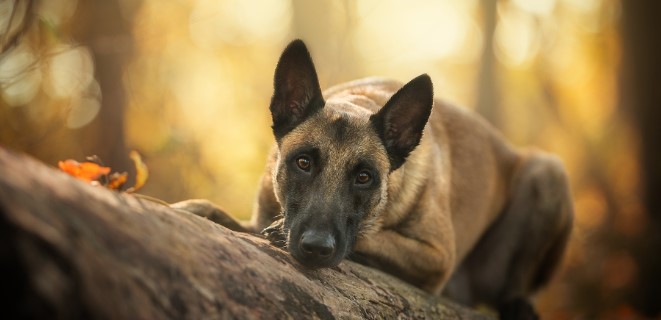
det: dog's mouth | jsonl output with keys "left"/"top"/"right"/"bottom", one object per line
{"left": 288, "top": 230, "right": 346, "bottom": 268}
{"left": 262, "top": 219, "right": 346, "bottom": 268}
{"left": 261, "top": 219, "right": 347, "bottom": 268}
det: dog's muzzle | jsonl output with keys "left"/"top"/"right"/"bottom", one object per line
{"left": 297, "top": 230, "right": 337, "bottom": 266}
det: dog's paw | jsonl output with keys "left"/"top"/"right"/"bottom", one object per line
{"left": 498, "top": 298, "right": 539, "bottom": 320}
{"left": 261, "top": 218, "right": 287, "bottom": 248}
{"left": 347, "top": 251, "right": 379, "bottom": 268}
{"left": 346, "top": 252, "right": 369, "bottom": 264}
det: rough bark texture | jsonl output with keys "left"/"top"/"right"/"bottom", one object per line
{"left": 0, "top": 147, "right": 490, "bottom": 320}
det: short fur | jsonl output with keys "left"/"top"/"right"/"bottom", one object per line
{"left": 172, "top": 40, "right": 573, "bottom": 319}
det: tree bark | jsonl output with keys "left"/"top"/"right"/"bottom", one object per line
{"left": 474, "top": 0, "right": 500, "bottom": 128}
{"left": 0, "top": 147, "right": 490, "bottom": 320}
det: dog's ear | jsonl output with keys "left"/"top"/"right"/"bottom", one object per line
{"left": 270, "top": 40, "right": 325, "bottom": 139}
{"left": 370, "top": 74, "right": 434, "bottom": 171}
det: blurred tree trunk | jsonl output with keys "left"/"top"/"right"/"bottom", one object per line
{"left": 620, "top": 1, "right": 661, "bottom": 317}
{"left": 475, "top": 0, "right": 500, "bottom": 128}
{"left": 69, "top": 1, "right": 140, "bottom": 174}
{"left": 291, "top": 0, "right": 362, "bottom": 83}
{"left": 0, "top": 0, "right": 33, "bottom": 55}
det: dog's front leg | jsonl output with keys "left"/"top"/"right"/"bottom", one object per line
{"left": 352, "top": 229, "right": 455, "bottom": 294}
{"left": 171, "top": 199, "right": 257, "bottom": 233}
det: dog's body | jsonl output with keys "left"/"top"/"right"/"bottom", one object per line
{"left": 173, "top": 40, "right": 573, "bottom": 319}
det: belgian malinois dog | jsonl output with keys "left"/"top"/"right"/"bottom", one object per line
{"left": 173, "top": 40, "right": 573, "bottom": 319}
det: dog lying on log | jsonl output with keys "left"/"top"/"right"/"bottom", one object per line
{"left": 173, "top": 40, "right": 573, "bottom": 319}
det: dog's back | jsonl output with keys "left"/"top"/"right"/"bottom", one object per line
{"left": 324, "top": 77, "right": 518, "bottom": 260}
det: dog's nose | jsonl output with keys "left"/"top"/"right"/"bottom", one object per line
{"left": 299, "top": 230, "right": 336, "bottom": 260}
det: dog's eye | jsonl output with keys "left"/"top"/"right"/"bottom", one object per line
{"left": 355, "top": 170, "right": 371, "bottom": 185}
{"left": 296, "top": 155, "right": 312, "bottom": 172}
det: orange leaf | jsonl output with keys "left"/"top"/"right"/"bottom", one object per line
{"left": 127, "top": 150, "right": 148, "bottom": 192}
{"left": 58, "top": 159, "right": 111, "bottom": 182}
{"left": 108, "top": 172, "right": 128, "bottom": 190}
{"left": 58, "top": 159, "right": 80, "bottom": 176}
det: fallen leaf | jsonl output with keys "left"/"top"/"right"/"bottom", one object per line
{"left": 108, "top": 172, "right": 128, "bottom": 190}
{"left": 58, "top": 159, "right": 111, "bottom": 182}
{"left": 59, "top": 152, "right": 149, "bottom": 193}
{"left": 127, "top": 150, "right": 148, "bottom": 192}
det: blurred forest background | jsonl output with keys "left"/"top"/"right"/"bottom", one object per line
{"left": 0, "top": 0, "right": 659, "bottom": 319}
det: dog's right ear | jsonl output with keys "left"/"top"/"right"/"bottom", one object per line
{"left": 270, "top": 40, "right": 325, "bottom": 140}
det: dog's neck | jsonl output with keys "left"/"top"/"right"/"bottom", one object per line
{"left": 373, "top": 130, "right": 440, "bottom": 230}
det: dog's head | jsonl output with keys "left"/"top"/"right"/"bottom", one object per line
{"left": 267, "top": 40, "right": 433, "bottom": 268}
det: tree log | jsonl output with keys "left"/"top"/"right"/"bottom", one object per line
{"left": 0, "top": 147, "right": 491, "bottom": 319}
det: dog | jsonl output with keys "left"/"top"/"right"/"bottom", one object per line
{"left": 172, "top": 40, "right": 573, "bottom": 319}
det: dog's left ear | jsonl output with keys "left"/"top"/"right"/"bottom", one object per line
{"left": 270, "top": 40, "right": 325, "bottom": 140}
{"left": 370, "top": 74, "right": 434, "bottom": 171}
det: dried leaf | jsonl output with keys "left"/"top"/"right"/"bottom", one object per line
{"left": 127, "top": 150, "right": 148, "bottom": 192}
{"left": 108, "top": 172, "right": 128, "bottom": 190}
{"left": 59, "top": 152, "right": 149, "bottom": 193}
{"left": 58, "top": 159, "right": 111, "bottom": 182}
